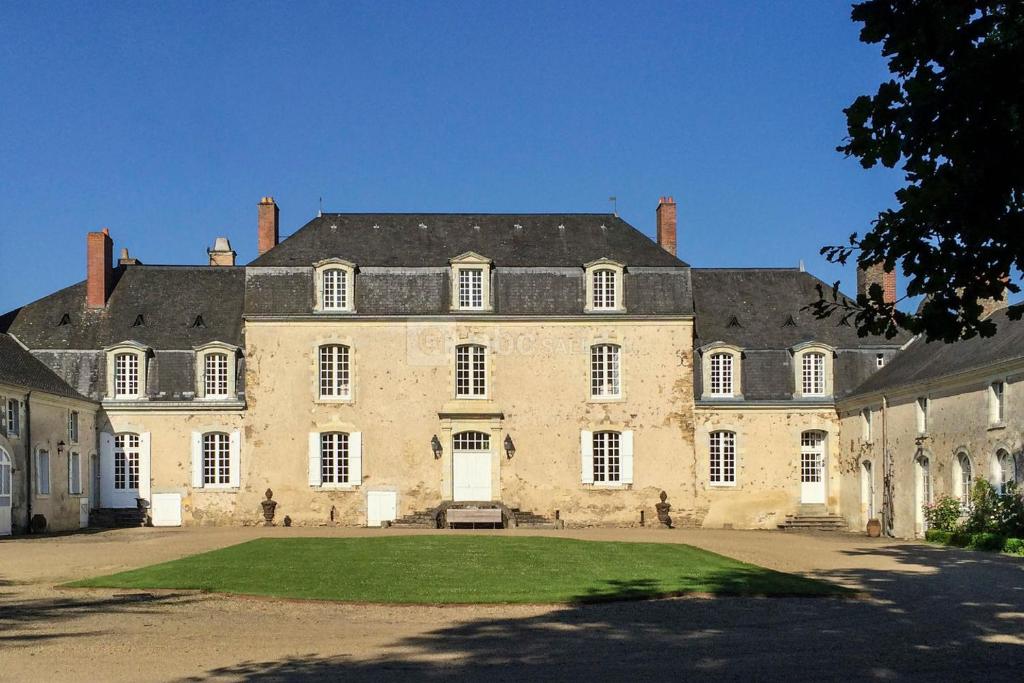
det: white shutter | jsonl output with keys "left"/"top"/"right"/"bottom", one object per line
{"left": 308, "top": 432, "right": 322, "bottom": 486}
{"left": 349, "top": 432, "right": 362, "bottom": 485}
{"left": 138, "top": 432, "right": 152, "bottom": 502}
{"left": 580, "top": 430, "right": 594, "bottom": 484}
{"left": 190, "top": 432, "right": 204, "bottom": 488}
{"left": 620, "top": 430, "right": 634, "bottom": 484}
{"left": 228, "top": 430, "right": 241, "bottom": 488}
{"left": 100, "top": 432, "right": 115, "bottom": 507}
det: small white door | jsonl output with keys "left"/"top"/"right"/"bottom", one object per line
{"left": 367, "top": 491, "right": 397, "bottom": 527}
{"left": 79, "top": 497, "right": 90, "bottom": 528}
{"left": 0, "top": 448, "right": 12, "bottom": 536}
{"left": 452, "top": 431, "right": 492, "bottom": 502}
{"left": 800, "top": 431, "right": 826, "bottom": 504}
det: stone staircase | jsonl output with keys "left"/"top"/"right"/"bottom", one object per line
{"left": 388, "top": 502, "right": 558, "bottom": 529}
{"left": 89, "top": 507, "right": 149, "bottom": 529}
{"left": 777, "top": 504, "right": 846, "bottom": 531}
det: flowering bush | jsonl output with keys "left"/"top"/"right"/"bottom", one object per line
{"left": 962, "top": 480, "right": 1024, "bottom": 537}
{"left": 923, "top": 495, "right": 964, "bottom": 532}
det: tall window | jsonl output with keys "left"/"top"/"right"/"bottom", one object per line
{"left": 203, "top": 353, "right": 229, "bottom": 397}
{"left": 862, "top": 408, "right": 873, "bottom": 442}
{"left": 996, "top": 449, "right": 1016, "bottom": 494}
{"left": 801, "top": 431, "right": 826, "bottom": 486}
{"left": 709, "top": 353, "right": 734, "bottom": 396}
{"left": 956, "top": 453, "right": 972, "bottom": 506}
{"left": 590, "top": 344, "right": 621, "bottom": 398}
{"left": 321, "top": 432, "right": 351, "bottom": 484}
{"left": 322, "top": 268, "right": 348, "bottom": 310}
{"left": 916, "top": 397, "right": 929, "bottom": 434}
{"left": 455, "top": 344, "right": 487, "bottom": 397}
{"left": 709, "top": 431, "right": 736, "bottom": 485}
{"left": 202, "top": 433, "right": 231, "bottom": 486}
{"left": 592, "top": 269, "right": 617, "bottom": 309}
{"left": 319, "top": 345, "right": 351, "bottom": 399}
{"left": 114, "top": 433, "right": 140, "bottom": 490}
{"left": 68, "top": 410, "right": 79, "bottom": 443}
{"left": 114, "top": 353, "right": 140, "bottom": 398}
{"left": 458, "top": 268, "right": 484, "bottom": 309}
{"left": 990, "top": 381, "right": 1006, "bottom": 424}
{"left": 918, "top": 456, "right": 932, "bottom": 531}
{"left": 69, "top": 451, "right": 82, "bottom": 495}
{"left": 36, "top": 449, "right": 50, "bottom": 495}
{"left": 6, "top": 399, "right": 19, "bottom": 437}
{"left": 593, "top": 431, "right": 621, "bottom": 483}
{"left": 801, "top": 352, "right": 826, "bottom": 395}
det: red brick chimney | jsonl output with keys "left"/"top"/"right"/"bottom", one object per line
{"left": 857, "top": 261, "right": 897, "bottom": 306}
{"left": 86, "top": 228, "right": 113, "bottom": 308}
{"left": 656, "top": 196, "right": 677, "bottom": 256}
{"left": 258, "top": 196, "right": 279, "bottom": 255}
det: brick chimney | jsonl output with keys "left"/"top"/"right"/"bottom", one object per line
{"left": 656, "top": 196, "right": 677, "bottom": 256}
{"left": 257, "top": 196, "right": 279, "bottom": 255}
{"left": 857, "top": 261, "right": 897, "bottom": 306}
{"left": 208, "top": 237, "right": 236, "bottom": 266}
{"left": 86, "top": 228, "right": 113, "bottom": 308}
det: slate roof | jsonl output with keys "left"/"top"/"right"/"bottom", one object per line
{"left": 848, "top": 305, "right": 1024, "bottom": 398}
{"left": 0, "top": 333, "right": 90, "bottom": 401}
{"left": 249, "top": 214, "right": 688, "bottom": 268}
{"left": 0, "top": 266, "right": 246, "bottom": 350}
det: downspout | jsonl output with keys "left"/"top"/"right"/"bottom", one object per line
{"left": 24, "top": 391, "right": 32, "bottom": 534}
{"left": 881, "top": 394, "right": 892, "bottom": 537}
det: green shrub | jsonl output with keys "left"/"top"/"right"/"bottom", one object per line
{"left": 923, "top": 495, "right": 963, "bottom": 532}
{"left": 925, "top": 529, "right": 954, "bottom": 545}
{"left": 1003, "top": 538, "right": 1024, "bottom": 556}
{"left": 968, "top": 532, "right": 1006, "bottom": 552}
{"left": 949, "top": 530, "right": 971, "bottom": 547}
{"left": 965, "top": 480, "right": 1000, "bottom": 534}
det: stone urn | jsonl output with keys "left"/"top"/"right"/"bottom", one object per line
{"left": 260, "top": 489, "right": 278, "bottom": 527}
{"left": 866, "top": 518, "right": 882, "bottom": 538}
{"left": 655, "top": 490, "right": 674, "bottom": 528}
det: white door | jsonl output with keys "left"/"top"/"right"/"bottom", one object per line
{"left": 861, "top": 461, "right": 875, "bottom": 523}
{"left": 0, "top": 448, "right": 12, "bottom": 536}
{"left": 452, "top": 431, "right": 492, "bottom": 502}
{"left": 79, "top": 497, "right": 90, "bottom": 528}
{"left": 101, "top": 433, "right": 149, "bottom": 508}
{"left": 367, "top": 491, "right": 397, "bottom": 527}
{"left": 800, "top": 431, "right": 826, "bottom": 504}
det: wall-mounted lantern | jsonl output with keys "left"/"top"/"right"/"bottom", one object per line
{"left": 57, "top": 440, "right": 66, "bottom": 456}
{"left": 431, "top": 434, "right": 443, "bottom": 459}
{"left": 504, "top": 434, "right": 516, "bottom": 459}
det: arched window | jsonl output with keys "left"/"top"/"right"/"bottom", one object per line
{"left": 592, "top": 269, "right": 617, "bottom": 309}
{"left": 202, "top": 432, "right": 231, "bottom": 486}
{"left": 114, "top": 433, "right": 140, "bottom": 491}
{"left": 709, "top": 353, "right": 734, "bottom": 396}
{"left": 709, "top": 431, "right": 736, "bottom": 485}
{"left": 314, "top": 260, "right": 356, "bottom": 313}
{"left": 954, "top": 452, "right": 972, "bottom": 505}
{"left": 455, "top": 344, "right": 487, "bottom": 398}
{"left": 801, "top": 352, "right": 826, "bottom": 396}
{"left": 453, "top": 431, "right": 490, "bottom": 451}
{"left": 319, "top": 344, "right": 351, "bottom": 399}
{"left": 996, "top": 449, "right": 1016, "bottom": 494}
{"left": 590, "top": 344, "right": 621, "bottom": 398}
{"left": 916, "top": 455, "right": 932, "bottom": 533}
{"left": 0, "top": 448, "right": 10, "bottom": 536}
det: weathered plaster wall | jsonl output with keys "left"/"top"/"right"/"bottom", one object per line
{"left": 837, "top": 368, "right": 1024, "bottom": 538}
{"left": 694, "top": 407, "right": 839, "bottom": 529}
{"left": 236, "top": 319, "right": 696, "bottom": 527}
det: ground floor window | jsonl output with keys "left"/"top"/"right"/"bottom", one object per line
{"left": 69, "top": 451, "right": 82, "bottom": 495}
{"left": 996, "top": 450, "right": 1017, "bottom": 494}
{"left": 321, "top": 432, "right": 351, "bottom": 484}
{"left": 114, "top": 433, "right": 140, "bottom": 490}
{"left": 36, "top": 449, "right": 50, "bottom": 495}
{"left": 709, "top": 431, "right": 736, "bottom": 485}
{"left": 592, "top": 431, "right": 621, "bottom": 483}
{"left": 203, "top": 433, "right": 231, "bottom": 486}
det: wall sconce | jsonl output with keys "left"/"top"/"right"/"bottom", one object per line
{"left": 57, "top": 440, "right": 66, "bottom": 456}
{"left": 504, "top": 434, "right": 516, "bottom": 459}
{"left": 431, "top": 434, "right": 443, "bottom": 459}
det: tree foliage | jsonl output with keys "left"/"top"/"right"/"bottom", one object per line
{"left": 824, "top": 0, "right": 1024, "bottom": 342}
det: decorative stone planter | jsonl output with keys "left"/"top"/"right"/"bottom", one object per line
{"left": 866, "top": 518, "right": 882, "bottom": 538}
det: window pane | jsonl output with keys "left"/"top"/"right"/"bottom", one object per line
{"left": 205, "top": 353, "right": 230, "bottom": 397}
{"left": 319, "top": 345, "right": 351, "bottom": 398}
{"left": 709, "top": 353, "right": 733, "bottom": 395}
{"left": 37, "top": 451, "right": 50, "bottom": 494}
{"left": 802, "top": 352, "right": 825, "bottom": 395}
{"left": 114, "top": 353, "right": 140, "bottom": 397}
{"left": 592, "top": 431, "right": 621, "bottom": 483}
{"left": 320, "top": 432, "right": 350, "bottom": 484}
{"left": 70, "top": 452, "right": 81, "bottom": 494}
{"left": 709, "top": 431, "right": 736, "bottom": 484}
{"left": 453, "top": 431, "right": 490, "bottom": 450}
{"left": 456, "top": 345, "right": 486, "bottom": 397}
{"left": 202, "top": 433, "right": 231, "bottom": 485}
{"left": 592, "top": 269, "right": 617, "bottom": 309}
{"left": 591, "top": 344, "right": 621, "bottom": 397}
{"left": 458, "top": 268, "right": 484, "bottom": 308}
{"left": 114, "top": 433, "right": 140, "bottom": 490}
{"left": 322, "top": 269, "right": 347, "bottom": 310}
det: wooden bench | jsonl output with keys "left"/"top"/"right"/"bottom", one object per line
{"left": 446, "top": 508, "right": 503, "bottom": 529}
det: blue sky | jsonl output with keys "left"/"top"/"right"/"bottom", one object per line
{"left": 0, "top": 1, "right": 902, "bottom": 312}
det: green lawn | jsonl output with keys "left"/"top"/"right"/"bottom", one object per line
{"left": 68, "top": 536, "right": 844, "bottom": 604}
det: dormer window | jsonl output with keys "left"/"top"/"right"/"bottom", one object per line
{"left": 699, "top": 343, "right": 742, "bottom": 400}
{"left": 802, "top": 352, "right": 826, "bottom": 395}
{"left": 194, "top": 342, "right": 239, "bottom": 400}
{"left": 584, "top": 259, "right": 625, "bottom": 313}
{"left": 105, "top": 341, "right": 150, "bottom": 400}
{"left": 791, "top": 342, "right": 834, "bottom": 399}
{"left": 314, "top": 259, "right": 356, "bottom": 313}
{"left": 114, "top": 353, "right": 139, "bottom": 397}
{"left": 449, "top": 252, "right": 493, "bottom": 312}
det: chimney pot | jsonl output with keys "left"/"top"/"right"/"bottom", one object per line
{"left": 857, "top": 261, "right": 897, "bottom": 306}
{"left": 257, "top": 197, "right": 279, "bottom": 255}
{"left": 86, "top": 229, "right": 114, "bottom": 308}
{"left": 655, "top": 196, "right": 678, "bottom": 257}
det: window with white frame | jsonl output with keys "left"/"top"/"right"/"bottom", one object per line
{"left": 916, "top": 397, "right": 929, "bottom": 434}
{"left": 590, "top": 344, "right": 621, "bottom": 398}
{"left": 592, "top": 269, "right": 618, "bottom": 310}
{"left": 996, "top": 449, "right": 1017, "bottom": 494}
{"left": 36, "top": 449, "right": 50, "bottom": 495}
{"left": 801, "top": 352, "right": 826, "bottom": 396}
{"left": 862, "top": 407, "right": 873, "bottom": 442}
{"left": 592, "top": 431, "right": 621, "bottom": 483}
{"left": 69, "top": 451, "right": 82, "bottom": 495}
{"left": 322, "top": 267, "right": 349, "bottom": 310}
{"left": 321, "top": 432, "right": 351, "bottom": 484}
{"left": 709, "top": 353, "right": 734, "bottom": 396}
{"left": 6, "top": 398, "right": 19, "bottom": 437}
{"left": 990, "top": 381, "right": 1006, "bottom": 425}
{"left": 204, "top": 353, "right": 230, "bottom": 398}
{"left": 455, "top": 344, "right": 487, "bottom": 398}
{"left": 955, "top": 452, "right": 972, "bottom": 506}
{"left": 801, "top": 431, "right": 826, "bottom": 486}
{"left": 202, "top": 432, "right": 231, "bottom": 486}
{"left": 114, "top": 433, "right": 140, "bottom": 490}
{"left": 876, "top": 353, "right": 886, "bottom": 369}
{"left": 68, "top": 410, "right": 79, "bottom": 443}
{"left": 113, "top": 353, "right": 140, "bottom": 398}
{"left": 458, "top": 268, "right": 484, "bottom": 309}
{"left": 319, "top": 344, "right": 351, "bottom": 399}
{"left": 709, "top": 430, "right": 736, "bottom": 485}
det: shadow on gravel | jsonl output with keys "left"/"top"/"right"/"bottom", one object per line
{"left": 186, "top": 543, "right": 1024, "bottom": 681}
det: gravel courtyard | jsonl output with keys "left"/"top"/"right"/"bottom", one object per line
{"left": 2, "top": 526, "right": 1023, "bottom": 681}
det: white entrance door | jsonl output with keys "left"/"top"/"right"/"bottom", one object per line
{"left": 100, "top": 432, "right": 151, "bottom": 508}
{"left": 0, "top": 448, "right": 12, "bottom": 536}
{"left": 452, "top": 431, "right": 492, "bottom": 502}
{"left": 800, "top": 431, "right": 826, "bottom": 504}
{"left": 367, "top": 491, "right": 397, "bottom": 527}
